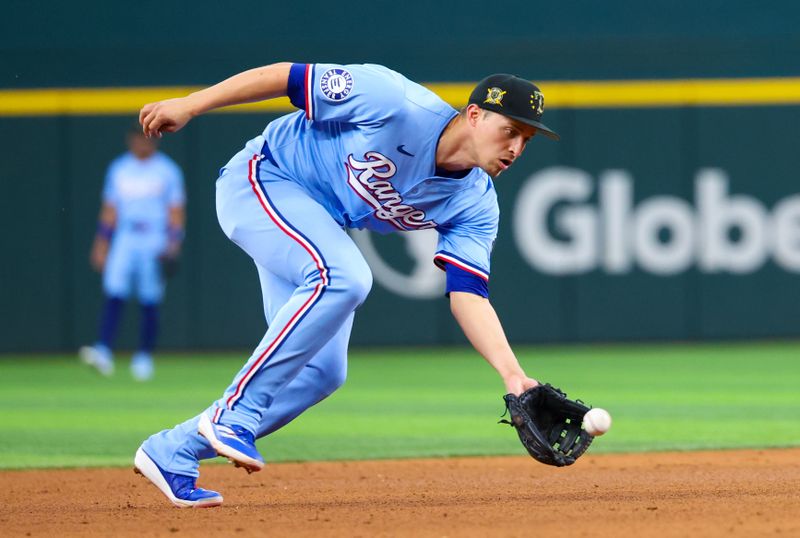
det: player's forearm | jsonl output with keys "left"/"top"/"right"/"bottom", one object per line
{"left": 166, "top": 206, "right": 186, "bottom": 250}
{"left": 449, "top": 291, "right": 526, "bottom": 380}
{"left": 185, "top": 63, "right": 293, "bottom": 116}
{"left": 90, "top": 204, "right": 115, "bottom": 270}
{"left": 98, "top": 203, "right": 116, "bottom": 228}
{"left": 95, "top": 204, "right": 116, "bottom": 242}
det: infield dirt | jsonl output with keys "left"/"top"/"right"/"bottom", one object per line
{"left": 2, "top": 448, "right": 798, "bottom": 537}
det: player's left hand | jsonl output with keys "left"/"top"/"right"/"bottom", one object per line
{"left": 159, "top": 240, "right": 182, "bottom": 278}
{"left": 163, "top": 240, "right": 181, "bottom": 259}
{"left": 139, "top": 97, "right": 194, "bottom": 138}
{"left": 503, "top": 373, "right": 539, "bottom": 396}
{"left": 501, "top": 383, "right": 594, "bottom": 466}
{"left": 159, "top": 254, "right": 180, "bottom": 279}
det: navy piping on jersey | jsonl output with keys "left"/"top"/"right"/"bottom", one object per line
{"left": 433, "top": 251, "right": 489, "bottom": 281}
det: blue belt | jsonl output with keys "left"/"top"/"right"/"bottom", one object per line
{"left": 260, "top": 140, "right": 279, "bottom": 168}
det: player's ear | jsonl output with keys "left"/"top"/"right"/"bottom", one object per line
{"left": 465, "top": 104, "right": 483, "bottom": 127}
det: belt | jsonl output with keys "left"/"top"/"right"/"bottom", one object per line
{"left": 260, "top": 140, "right": 279, "bottom": 168}
{"left": 129, "top": 222, "right": 152, "bottom": 233}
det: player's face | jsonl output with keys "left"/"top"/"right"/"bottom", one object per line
{"left": 473, "top": 110, "right": 537, "bottom": 177}
{"left": 128, "top": 132, "right": 158, "bottom": 159}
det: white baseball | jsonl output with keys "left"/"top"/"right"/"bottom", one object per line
{"left": 583, "top": 408, "right": 612, "bottom": 436}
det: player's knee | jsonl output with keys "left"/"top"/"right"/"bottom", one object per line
{"left": 337, "top": 269, "right": 372, "bottom": 307}
{"left": 320, "top": 361, "right": 347, "bottom": 395}
{"left": 103, "top": 284, "right": 130, "bottom": 300}
{"left": 354, "top": 269, "right": 373, "bottom": 302}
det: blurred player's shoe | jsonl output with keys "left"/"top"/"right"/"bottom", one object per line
{"left": 198, "top": 413, "right": 265, "bottom": 473}
{"left": 130, "top": 351, "right": 154, "bottom": 381}
{"left": 79, "top": 344, "right": 114, "bottom": 377}
{"left": 133, "top": 446, "right": 223, "bottom": 508}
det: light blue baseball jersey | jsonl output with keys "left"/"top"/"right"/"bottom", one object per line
{"left": 103, "top": 151, "right": 185, "bottom": 237}
{"left": 228, "top": 63, "right": 499, "bottom": 293}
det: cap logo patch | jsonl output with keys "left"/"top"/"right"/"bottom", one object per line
{"left": 320, "top": 68, "right": 354, "bottom": 101}
{"left": 484, "top": 87, "right": 506, "bottom": 106}
{"left": 531, "top": 90, "right": 544, "bottom": 115}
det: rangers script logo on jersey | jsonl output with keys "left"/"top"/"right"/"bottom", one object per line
{"left": 346, "top": 151, "right": 436, "bottom": 230}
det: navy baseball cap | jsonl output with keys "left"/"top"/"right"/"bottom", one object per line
{"left": 469, "top": 74, "right": 560, "bottom": 141}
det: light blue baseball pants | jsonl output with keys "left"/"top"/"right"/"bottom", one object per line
{"left": 104, "top": 230, "right": 166, "bottom": 303}
{"left": 142, "top": 152, "right": 371, "bottom": 476}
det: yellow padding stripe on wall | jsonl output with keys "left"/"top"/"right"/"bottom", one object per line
{"left": 2, "top": 77, "right": 800, "bottom": 116}
{"left": 439, "top": 78, "right": 800, "bottom": 108}
{"left": 0, "top": 88, "right": 294, "bottom": 116}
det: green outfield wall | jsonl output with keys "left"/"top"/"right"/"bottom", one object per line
{"left": 2, "top": 1, "right": 800, "bottom": 351}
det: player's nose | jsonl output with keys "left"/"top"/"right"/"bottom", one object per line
{"left": 509, "top": 139, "right": 524, "bottom": 157}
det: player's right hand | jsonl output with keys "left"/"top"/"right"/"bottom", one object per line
{"left": 139, "top": 97, "right": 194, "bottom": 138}
{"left": 90, "top": 239, "right": 109, "bottom": 272}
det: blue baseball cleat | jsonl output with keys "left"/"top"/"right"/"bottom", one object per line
{"left": 134, "top": 447, "right": 223, "bottom": 508}
{"left": 198, "top": 413, "right": 265, "bottom": 473}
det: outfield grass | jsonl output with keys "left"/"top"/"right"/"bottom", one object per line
{"left": 1, "top": 342, "right": 799, "bottom": 469}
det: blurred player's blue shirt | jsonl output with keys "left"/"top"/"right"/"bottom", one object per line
{"left": 103, "top": 151, "right": 185, "bottom": 240}
{"left": 224, "top": 63, "right": 498, "bottom": 290}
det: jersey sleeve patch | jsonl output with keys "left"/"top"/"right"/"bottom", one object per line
{"left": 287, "top": 63, "right": 314, "bottom": 119}
{"left": 444, "top": 262, "right": 489, "bottom": 298}
{"left": 319, "top": 68, "right": 354, "bottom": 101}
{"left": 433, "top": 251, "right": 489, "bottom": 281}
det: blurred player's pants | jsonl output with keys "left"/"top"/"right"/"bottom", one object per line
{"left": 103, "top": 229, "right": 166, "bottom": 303}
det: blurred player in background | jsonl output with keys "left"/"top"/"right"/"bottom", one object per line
{"left": 79, "top": 125, "right": 186, "bottom": 381}
{"left": 133, "top": 62, "right": 554, "bottom": 507}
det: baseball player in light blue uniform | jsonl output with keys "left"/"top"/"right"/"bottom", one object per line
{"left": 80, "top": 127, "right": 185, "bottom": 381}
{"left": 133, "top": 62, "right": 558, "bottom": 507}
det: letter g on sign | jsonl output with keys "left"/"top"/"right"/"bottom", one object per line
{"left": 513, "top": 167, "right": 598, "bottom": 274}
